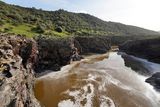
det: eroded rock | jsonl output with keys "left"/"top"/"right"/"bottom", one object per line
{"left": 0, "top": 34, "right": 40, "bottom": 107}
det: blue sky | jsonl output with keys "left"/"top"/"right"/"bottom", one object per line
{"left": 3, "top": 0, "right": 160, "bottom": 31}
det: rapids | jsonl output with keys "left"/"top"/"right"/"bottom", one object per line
{"left": 34, "top": 52, "right": 160, "bottom": 107}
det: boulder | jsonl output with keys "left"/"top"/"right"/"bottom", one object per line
{"left": 145, "top": 72, "right": 160, "bottom": 90}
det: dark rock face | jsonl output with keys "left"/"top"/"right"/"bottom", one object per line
{"left": 75, "top": 36, "right": 111, "bottom": 54}
{"left": 119, "top": 38, "right": 160, "bottom": 64}
{"left": 35, "top": 37, "right": 76, "bottom": 72}
{"left": 120, "top": 53, "right": 153, "bottom": 76}
{"left": 35, "top": 36, "right": 111, "bottom": 72}
{"left": 145, "top": 73, "right": 160, "bottom": 91}
{"left": 119, "top": 38, "right": 160, "bottom": 90}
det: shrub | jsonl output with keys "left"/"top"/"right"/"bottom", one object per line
{"left": 32, "top": 24, "right": 46, "bottom": 33}
{"left": 55, "top": 26, "right": 63, "bottom": 33}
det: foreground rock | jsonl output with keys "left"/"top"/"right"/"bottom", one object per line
{"left": 119, "top": 37, "right": 160, "bottom": 63}
{"left": 145, "top": 72, "right": 160, "bottom": 91}
{"left": 0, "top": 34, "right": 40, "bottom": 107}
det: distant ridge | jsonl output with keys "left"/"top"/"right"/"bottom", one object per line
{"left": 0, "top": 1, "right": 159, "bottom": 37}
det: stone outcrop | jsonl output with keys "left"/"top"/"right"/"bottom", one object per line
{"left": 119, "top": 37, "right": 160, "bottom": 64}
{"left": 0, "top": 34, "right": 40, "bottom": 107}
{"left": 145, "top": 72, "right": 160, "bottom": 91}
{"left": 75, "top": 36, "right": 111, "bottom": 54}
{"left": 35, "top": 36, "right": 111, "bottom": 73}
{"left": 0, "top": 34, "right": 111, "bottom": 106}
{"left": 119, "top": 37, "right": 160, "bottom": 90}
{"left": 35, "top": 37, "right": 82, "bottom": 72}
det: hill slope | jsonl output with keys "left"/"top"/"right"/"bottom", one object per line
{"left": 0, "top": 1, "right": 159, "bottom": 37}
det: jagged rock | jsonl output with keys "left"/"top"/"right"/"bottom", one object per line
{"left": 35, "top": 37, "right": 82, "bottom": 72}
{"left": 0, "top": 34, "right": 40, "bottom": 107}
{"left": 35, "top": 36, "right": 110, "bottom": 72}
{"left": 145, "top": 72, "right": 160, "bottom": 91}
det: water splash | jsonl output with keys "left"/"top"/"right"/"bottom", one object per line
{"left": 34, "top": 52, "right": 160, "bottom": 107}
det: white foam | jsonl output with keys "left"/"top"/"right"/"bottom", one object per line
{"left": 100, "top": 96, "right": 115, "bottom": 107}
{"left": 59, "top": 83, "right": 95, "bottom": 107}
{"left": 58, "top": 99, "right": 78, "bottom": 107}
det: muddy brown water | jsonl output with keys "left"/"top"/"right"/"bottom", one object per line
{"left": 34, "top": 52, "right": 160, "bottom": 107}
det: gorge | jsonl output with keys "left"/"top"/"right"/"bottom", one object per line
{"left": 0, "top": 33, "right": 160, "bottom": 107}
{"left": 0, "top": 1, "right": 160, "bottom": 107}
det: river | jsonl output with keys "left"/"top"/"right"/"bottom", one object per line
{"left": 34, "top": 52, "right": 160, "bottom": 107}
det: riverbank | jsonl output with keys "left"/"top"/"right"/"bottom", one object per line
{"left": 35, "top": 36, "right": 111, "bottom": 73}
{"left": 34, "top": 52, "right": 160, "bottom": 107}
{"left": 119, "top": 37, "right": 160, "bottom": 64}
{"left": 0, "top": 34, "right": 111, "bottom": 106}
{"left": 119, "top": 37, "right": 160, "bottom": 91}
{"left": 0, "top": 33, "right": 160, "bottom": 106}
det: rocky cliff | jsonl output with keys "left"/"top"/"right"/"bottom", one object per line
{"left": 119, "top": 38, "right": 160, "bottom": 63}
{"left": 0, "top": 34, "right": 40, "bottom": 107}
{"left": 35, "top": 36, "right": 111, "bottom": 73}
{"left": 0, "top": 34, "right": 111, "bottom": 106}
{"left": 119, "top": 37, "right": 160, "bottom": 91}
{"left": 145, "top": 72, "right": 160, "bottom": 91}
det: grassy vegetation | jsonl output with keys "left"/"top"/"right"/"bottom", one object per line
{"left": 0, "top": 23, "right": 36, "bottom": 37}
{"left": 0, "top": 1, "right": 159, "bottom": 38}
{"left": 0, "top": 22, "right": 71, "bottom": 38}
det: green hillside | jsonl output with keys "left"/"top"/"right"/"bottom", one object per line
{"left": 0, "top": 1, "right": 159, "bottom": 37}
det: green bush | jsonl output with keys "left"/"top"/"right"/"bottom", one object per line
{"left": 55, "top": 26, "right": 63, "bottom": 33}
{"left": 32, "top": 24, "right": 46, "bottom": 33}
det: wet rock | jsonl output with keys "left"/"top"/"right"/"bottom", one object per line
{"left": 119, "top": 37, "right": 160, "bottom": 64}
{"left": 145, "top": 72, "right": 160, "bottom": 90}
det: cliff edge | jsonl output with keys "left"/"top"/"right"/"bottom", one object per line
{"left": 0, "top": 34, "right": 40, "bottom": 107}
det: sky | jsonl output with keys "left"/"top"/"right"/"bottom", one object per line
{"left": 3, "top": 0, "right": 160, "bottom": 31}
